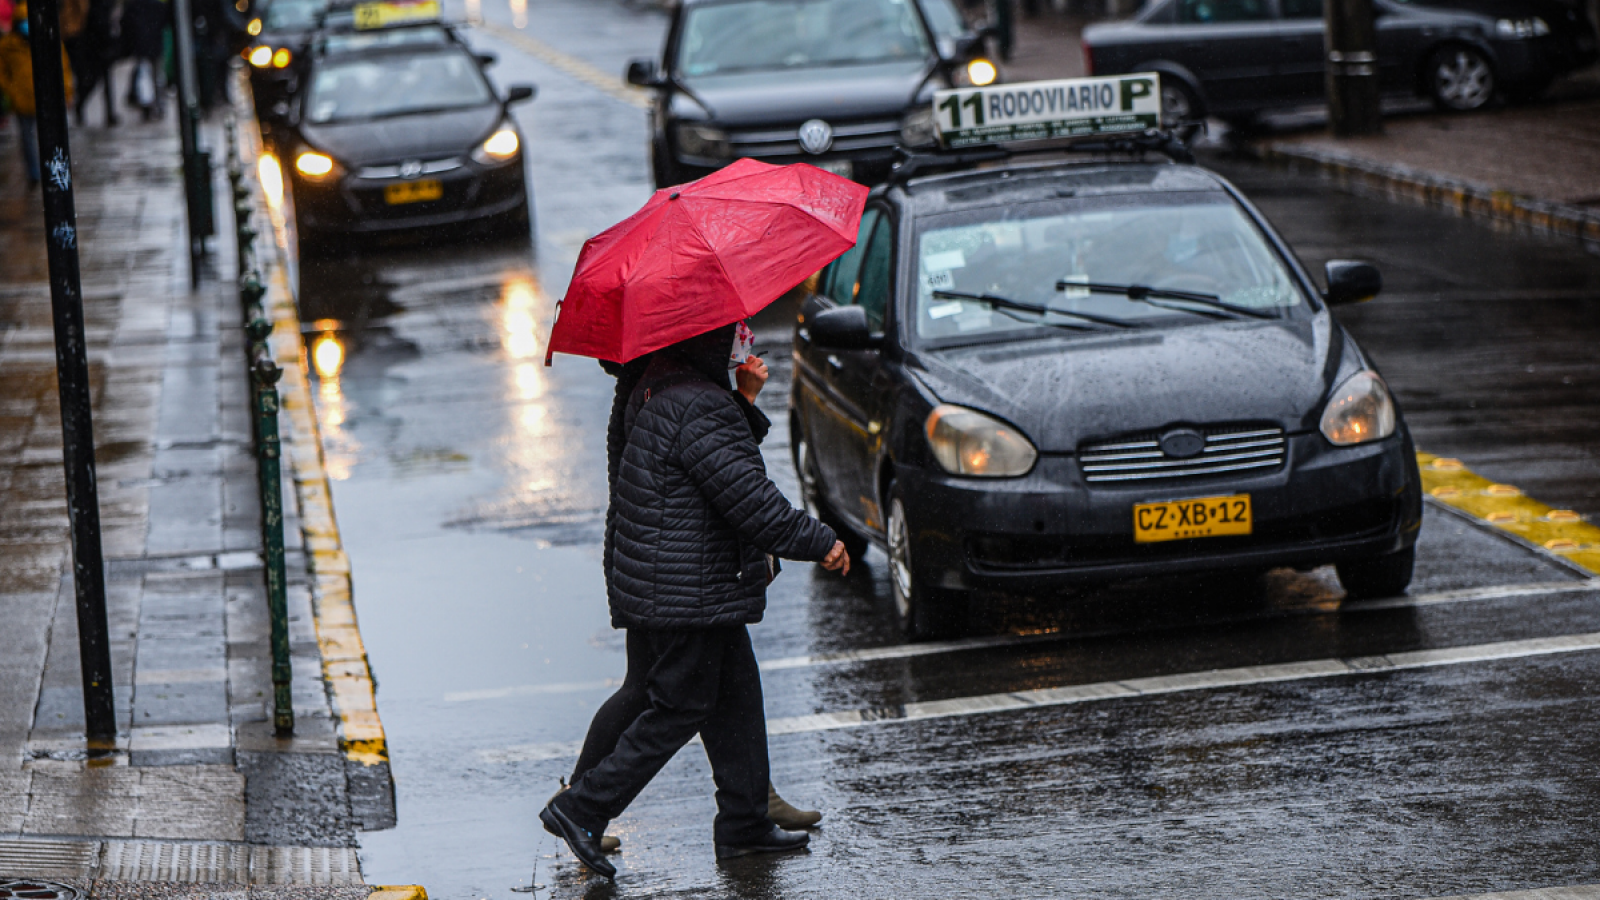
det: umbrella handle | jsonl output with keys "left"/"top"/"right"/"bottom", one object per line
{"left": 543, "top": 299, "right": 562, "bottom": 367}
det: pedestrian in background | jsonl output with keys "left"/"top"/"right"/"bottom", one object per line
{"left": 119, "top": 0, "right": 164, "bottom": 120}
{"left": 58, "top": 0, "right": 86, "bottom": 111}
{"left": 540, "top": 322, "right": 850, "bottom": 879}
{"left": 0, "top": 2, "right": 75, "bottom": 186}
{"left": 74, "top": 0, "right": 120, "bottom": 126}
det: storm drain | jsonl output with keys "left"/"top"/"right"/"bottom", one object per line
{"left": 0, "top": 842, "right": 96, "bottom": 882}
{"left": 0, "top": 879, "right": 83, "bottom": 900}
{"left": 0, "top": 839, "right": 361, "bottom": 885}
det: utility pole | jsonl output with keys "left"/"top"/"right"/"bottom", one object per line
{"left": 26, "top": 0, "right": 118, "bottom": 752}
{"left": 172, "top": 0, "right": 214, "bottom": 286}
{"left": 1325, "top": 0, "right": 1383, "bottom": 135}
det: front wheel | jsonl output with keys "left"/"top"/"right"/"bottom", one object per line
{"left": 1160, "top": 76, "right": 1204, "bottom": 124}
{"left": 1337, "top": 546, "right": 1415, "bottom": 601}
{"left": 1428, "top": 46, "right": 1495, "bottom": 111}
{"left": 886, "top": 486, "right": 967, "bottom": 641}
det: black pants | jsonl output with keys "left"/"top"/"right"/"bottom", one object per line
{"left": 571, "top": 630, "right": 651, "bottom": 779}
{"left": 556, "top": 625, "right": 772, "bottom": 845}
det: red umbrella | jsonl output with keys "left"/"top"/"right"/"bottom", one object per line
{"left": 546, "top": 158, "right": 870, "bottom": 365}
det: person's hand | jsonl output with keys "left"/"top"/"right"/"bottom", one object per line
{"left": 820, "top": 540, "right": 850, "bottom": 576}
{"left": 735, "top": 355, "right": 769, "bottom": 403}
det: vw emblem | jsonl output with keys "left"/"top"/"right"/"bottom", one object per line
{"left": 1159, "top": 427, "right": 1206, "bottom": 459}
{"left": 797, "top": 119, "right": 833, "bottom": 155}
{"left": 398, "top": 159, "right": 423, "bottom": 179}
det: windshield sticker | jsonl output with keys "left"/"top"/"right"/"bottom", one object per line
{"left": 925, "top": 270, "right": 954, "bottom": 291}
{"left": 928, "top": 300, "right": 965, "bottom": 319}
{"left": 924, "top": 249, "right": 966, "bottom": 272}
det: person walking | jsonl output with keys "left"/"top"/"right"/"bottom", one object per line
{"left": 540, "top": 322, "right": 850, "bottom": 878}
{"left": 0, "top": 2, "right": 74, "bottom": 186}
{"left": 73, "top": 0, "right": 119, "bottom": 126}
{"left": 118, "top": 0, "right": 163, "bottom": 120}
{"left": 57, "top": 0, "right": 86, "bottom": 111}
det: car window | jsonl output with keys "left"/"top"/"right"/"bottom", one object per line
{"left": 1280, "top": 0, "right": 1323, "bottom": 17}
{"left": 1177, "top": 0, "right": 1270, "bottom": 23}
{"left": 854, "top": 214, "right": 893, "bottom": 331}
{"left": 677, "top": 0, "right": 931, "bottom": 76}
{"left": 821, "top": 208, "right": 881, "bottom": 304}
{"left": 918, "top": 0, "right": 966, "bottom": 40}
{"left": 306, "top": 50, "right": 492, "bottom": 123}
{"left": 264, "top": 0, "right": 326, "bottom": 29}
{"left": 914, "top": 199, "right": 1302, "bottom": 342}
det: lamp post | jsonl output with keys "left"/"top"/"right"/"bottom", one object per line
{"left": 1325, "top": 0, "right": 1383, "bottom": 135}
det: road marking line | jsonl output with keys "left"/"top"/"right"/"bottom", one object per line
{"left": 1419, "top": 451, "right": 1600, "bottom": 575}
{"left": 475, "top": 21, "right": 651, "bottom": 110}
{"left": 478, "top": 630, "right": 1600, "bottom": 762}
{"left": 445, "top": 577, "right": 1600, "bottom": 702}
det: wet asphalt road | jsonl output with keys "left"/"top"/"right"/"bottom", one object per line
{"left": 281, "top": 2, "right": 1600, "bottom": 896}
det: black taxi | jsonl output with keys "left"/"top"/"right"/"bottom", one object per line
{"left": 267, "top": 2, "right": 536, "bottom": 248}
{"left": 790, "top": 75, "right": 1422, "bottom": 639}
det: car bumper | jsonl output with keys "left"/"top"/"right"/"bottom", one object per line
{"left": 292, "top": 161, "right": 528, "bottom": 236}
{"left": 898, "top": 432, "right": 1421, "bottom": 591}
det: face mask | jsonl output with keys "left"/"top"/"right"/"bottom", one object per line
{"left": 728, "top": 320, "right": 755, "bottom": 369}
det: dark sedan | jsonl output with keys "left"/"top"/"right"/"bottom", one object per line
{"left": 791, "top": 154, "right": 1422, "bottom": 639}
{"left": 625, "top": 0, "right": 1000, "bottom": 188}
{"left": 272, "top": 24, "right": 536, "bottom": 248}
{"left": 244, "top": 0, "right": 329, "bottom": 114}
{"left": 1083, "top": 0, "right": 1598, "bottom": 120}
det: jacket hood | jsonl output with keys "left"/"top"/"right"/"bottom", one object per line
{"left": 659, "top": 323, "right": 736, "bottom": 389}
{"left": 675, "top": 60, "right": 931, "bottom": 125}
{"left": 910, "top": 318, "right": 1338, "bottom": 452}
{"left": 300, "top": 104, "right": 501, "bottom": 165}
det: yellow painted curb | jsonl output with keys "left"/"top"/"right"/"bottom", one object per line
{"left": 1419, "top": 452, "right": 1600, "bottom": 575}
{"left": 370, "top": 887, "right": 429, "bottom": 900}
{"left": 234, "top": 82, "right": 389, "bottom": 768}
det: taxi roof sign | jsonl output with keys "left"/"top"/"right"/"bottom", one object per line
{"left": 933, "top": 74, "right": 1163, "bottom": 149}
{"left": 352, "top": 0, "right": 440, "bottom": 30}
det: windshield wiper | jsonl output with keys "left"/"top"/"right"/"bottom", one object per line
{"left": 1054, "top": 280, "right": 1276, "bottom": 320}
{"left": 932, "top": 290, "right": 1139, "bottom": 330}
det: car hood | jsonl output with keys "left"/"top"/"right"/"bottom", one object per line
{"left": 911, "top": 318, "right": 1338, "bottom": 452}
{"left": 677, "top": 60, "right": 932, "bottom": 125}
{"left": 301, "top": 105, "right": 501, "bottom": 165}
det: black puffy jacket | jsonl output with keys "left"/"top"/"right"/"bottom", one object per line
{"left": 607, "top": 330, "right": 836, "bottom": 630}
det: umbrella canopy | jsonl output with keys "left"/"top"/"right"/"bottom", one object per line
{"left": 546, "top": 158, "right": 870, "bottom": 364}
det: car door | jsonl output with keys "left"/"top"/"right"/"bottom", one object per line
{"left": 795, "top": 208, "right": 879, "bottom": 519}
{"left": 1274, "top": 0, "right": 1328, "bottom": 103}
{"left": 1168, "top": 0, "right": 1282, "bottom": 111}
{"left": 825, "top": 208, "right": 897, "bottom": 535}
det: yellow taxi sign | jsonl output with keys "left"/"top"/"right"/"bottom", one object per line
{"left": 933, "top": 73, "right": 1163, "bottom": 149}
{"left": 353, "top": 0, "right": 440, "bottom": 30}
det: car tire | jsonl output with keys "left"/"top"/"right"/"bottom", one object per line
{"left": 1159, "top": 76, "right": 1204, "bottom": 124}
{"left": 1427, "top": 46, "right": 1495, "bottom": 111}
{"left": 1336, "top": 546, "right": 1415, "bottom": 601}
{"left": 792, "top": 429, "right": 869, "bottom": 563}
{"left": 886, "top": 484, "right": 967, "bottom": 641}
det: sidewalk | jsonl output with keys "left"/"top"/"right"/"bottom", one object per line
{"left": 0, "top": 96, "right": 387, "bottom": 895}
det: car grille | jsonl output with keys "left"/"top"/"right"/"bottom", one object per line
{"left": 354, "top": 157, "right": 463, "bottom": 180}
{"left": 1078, "top": 425, "right": 1287, "bottom": 484}
{"left": 726, "top": 118, "right": 901, "bottom": 159}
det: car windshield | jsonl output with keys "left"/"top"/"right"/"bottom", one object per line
{"left": 677, "top": 0, "right": 931, "bottom": 76}
{"left": 306, "top": 50, "right": 492, "bottom": 123}
{"left": 264, "top": 0, "right": 326, "bottom": 30}
{"left": 914, "top": 200, "right": 1303, "bottom": 342}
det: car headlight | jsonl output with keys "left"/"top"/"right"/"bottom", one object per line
{"left": 925, "top": 404, "right": 1038, "bottom": 477}
{"left": 899, "top": 106, "right": 937, "bottom": 147}
{"left": 272, "top": 47, "right": 292, "bottom": 68}
{"left": 966, "top": 57, "right": 998, "bottom": 86}
{"left": 1494, "top": 16, "right": 1549, "bottom": 38}
{"left": 674, "top": 122, "right": 730, "bottom": 160}
{"left": 247, "top": 45, "right": 273, "bottom": 67}
{"left": 294, "top": 151, "right": 338, "bottom": 181}
{"left": 472, "top": 127, "right": 521, "bottom": 165}
{"left": 1320, "top": 370, "right": 1397, "bottom": 446}
{"left": 247, "top": 17, "right": 262, "bottom": 35}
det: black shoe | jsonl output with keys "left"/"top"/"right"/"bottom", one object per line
{"left": 540, "top": 803, "right": 617, "bottom": 879}
{"left": 715, "top": 825, "right": 810, "bottom": 860}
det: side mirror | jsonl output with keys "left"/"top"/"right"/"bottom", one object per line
{"left": 807, "top": 305, "right": 880, "bottom": 350}
{"left": 625, "top": 58, "right": 662, "bottom": 87}
{"left": 475, "top": 52, "right": 498, "bottom": 67}
{"left": 1323, "top": 260, "right": 1382, "bottom": 305}
{"left": 505, "top": 84, "right": 536, "bottom": 105}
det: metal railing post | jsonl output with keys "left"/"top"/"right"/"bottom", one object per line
{"left": 251, "top": 355, "right": 294, "bottom": 736}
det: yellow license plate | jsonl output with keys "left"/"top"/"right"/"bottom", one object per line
{"left": 1133, "top": 494, "right": 1252, "bottom": 544}
{"left": 384, "top": 179, "right": 442, "bottom": 205}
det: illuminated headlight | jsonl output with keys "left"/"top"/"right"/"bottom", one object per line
{"left": 294, "top": 151, "right": 338, "bottom": 181}
{"left": 1320, "top": 370, "right": 1397, "bottom": 446}
{"left": 246, "top": 17, "right": 262, "bottom": 35}
{"left": 247, "top": 45, "right": 273, "bottom": 67}
{"left": 925, "top": 404, "right": 1037, "bottom": 477}
{"left": 1494, "top": 16, "right": 1549, "bottom": 38}
{"left": 966, "top": 57, "right": 998, "bottom": 86}
{"left": 899, "top": 106, "right": 937, "bottom": 147}
{"left": 272, "top": 48, "right": 292, "bottom": 68}
{"left": 472, "top": 127, "right": 521, "bottom": 164}
{"left": 674, "top": 122, "right": 730, "bottom": 160}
